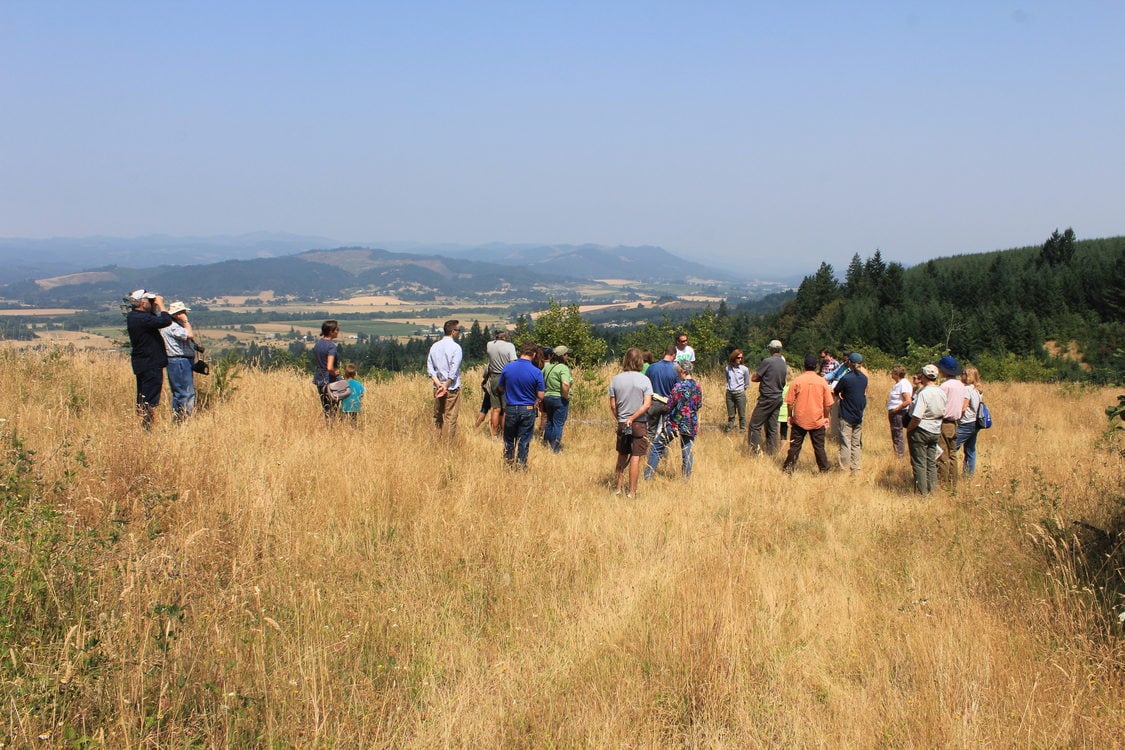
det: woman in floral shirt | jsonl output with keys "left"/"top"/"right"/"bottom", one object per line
{"left": 644, "top": 360, "right": 703, "bottom": 479}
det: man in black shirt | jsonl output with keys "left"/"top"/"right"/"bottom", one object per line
{"left": 125, "top": 289, "right": 173, "bottom": 429}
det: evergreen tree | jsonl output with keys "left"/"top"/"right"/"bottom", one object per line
{"left": 465, "top": 320, "right": 487, "bottom": 362}
{"left": 1040, "top": 227, "right": 1076, "bottom": 267}
{"left": 844, "top": 253, "right": 867, "bottom": 297}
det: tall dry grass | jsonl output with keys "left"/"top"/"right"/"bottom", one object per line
{"left": 1, "top": 346, "right": 1122, "bottom": 747}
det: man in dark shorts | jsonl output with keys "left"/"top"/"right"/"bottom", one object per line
{"left": 609, "top": 347, "right": 654, "bottom": 498}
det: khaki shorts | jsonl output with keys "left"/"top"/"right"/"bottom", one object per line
{"left": 487, "top": 375, "right": 506, "bottom": 409}
{"left": 615, "top": 423, "right": 650, "bottom": 457}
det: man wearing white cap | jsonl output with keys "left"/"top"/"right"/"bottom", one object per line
{"left": 747, "top": 339, "right": 788, "bottom": 455}
{"left": 161, "top": 301, "right": 197, "bottom": 421}
{"left": 125, "top": 289, "right": 173, "bottom": 429}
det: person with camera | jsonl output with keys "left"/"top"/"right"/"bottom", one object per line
{"left": 125, "top": 289, "right": 173, "bottom": 429}
{"left": 609, "top": 347, "right": 653, "bottom": 498}
{"left": 160, "top": 301, "right": 198, "bottom": 422}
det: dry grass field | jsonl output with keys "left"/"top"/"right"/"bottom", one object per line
{"left": 1, "top": 348, "right": 1122, "bottom": 748}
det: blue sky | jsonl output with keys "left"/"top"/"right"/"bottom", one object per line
{"left": 2, "top": 1, "right": 1122, "bottom": 277}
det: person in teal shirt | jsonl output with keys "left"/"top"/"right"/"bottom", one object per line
{"left": 340, "top": 363, "right": 366, "bottom": 426}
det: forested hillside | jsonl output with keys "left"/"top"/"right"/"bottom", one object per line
{"left": 769, "top": 231, "right": 1125, "bottom": 382}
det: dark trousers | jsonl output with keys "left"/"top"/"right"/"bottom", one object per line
{"left": 748, "top": 394, "right": 783, "bottom": 454}
{"left": 135, "top": 368, "right": 163, "bottom": 429}
{"left": 782, "top": 424, "right": 830, "bottom": 473}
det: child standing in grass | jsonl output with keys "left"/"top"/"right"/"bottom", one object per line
{"left": 340, "top": 363, "right": 365, "bottom": 426}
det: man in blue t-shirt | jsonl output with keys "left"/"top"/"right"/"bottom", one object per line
{"left": 835, "top": 352, "right": 869, "bottom": 472}
{"left": 497, "top": 341, "right": 546, "bottom": 469}
{"left": 645, "top": 344, "right": 678, "bottom": 436}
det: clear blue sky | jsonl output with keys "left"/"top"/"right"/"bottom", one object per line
{"left": 2, "top": 1, "right": 1122, "bottom": 276}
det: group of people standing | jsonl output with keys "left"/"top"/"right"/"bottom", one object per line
{"left": 729, "top": 341, "right": 986, "bottom": 493}
{"left": 124, "top": 289, "right": 202, "bottom": 428}
{"left": 307, "top": 314, "right": 990, "bottom": 497}
{"left": 422, "top": 323, "right": 574, "bottom": 470}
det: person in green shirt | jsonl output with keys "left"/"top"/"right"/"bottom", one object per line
{"left": 542, "top": 346, "right": 574, "bottom": 453}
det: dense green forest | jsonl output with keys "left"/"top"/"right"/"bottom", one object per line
{"left": 602, "top": 231, "right": 1124, "bottom": 383}
{"left": 767, "top": 231, "right": 1124, "bottom": 382}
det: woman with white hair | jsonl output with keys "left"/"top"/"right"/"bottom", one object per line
{"left": 645, "top": 359, "right": 703, "bottom": 479}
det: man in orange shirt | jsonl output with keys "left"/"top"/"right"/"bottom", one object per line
{"left": 782, "top": 354, "right": 835, "bottom": 473}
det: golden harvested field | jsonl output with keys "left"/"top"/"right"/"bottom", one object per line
{"left": 0, "top": 330, "right": 118, "bottom": 350}
{"left": 0, "top": 308, "right": 82, "bottom": 317}
{"left": 0, "top": 349, "right": 1121, "bottom": 747}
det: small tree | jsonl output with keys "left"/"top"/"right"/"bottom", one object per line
{"left": 685, "top": 306, "right": 726, "bottom": 372}
{"left": 527, "top": 299, "right": 607, "bottom": 366}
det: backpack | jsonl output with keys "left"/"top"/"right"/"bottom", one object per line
{"left": 325, "top": 379, "right": 351, "bottom": 402}
{"left": 976, "top": 399, "right": 992, "bottom": 429}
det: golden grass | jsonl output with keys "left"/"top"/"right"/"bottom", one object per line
{"left": 1, "top": 349, "right": 1121, "bottom": 747}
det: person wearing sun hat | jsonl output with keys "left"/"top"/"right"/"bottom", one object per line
{"left": 934, "top": 355, "right": 966, "bottom": 492}
{"left": 160, "top": 301, "right": 197, "bottom": 422}
{"left": 124, "top": 289, "right": 173, "bottom": 429}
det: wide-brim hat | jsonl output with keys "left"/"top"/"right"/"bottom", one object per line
{"left": 553, "top": 345, "right": 570, "bottom": 356}
{"left": 167, "top": 301, "right": 191, "bottom": 315}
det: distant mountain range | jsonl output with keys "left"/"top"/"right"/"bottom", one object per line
{"left": 0, "top": 239, "right": 759, "bottom": 309}
{"left": 0, "top": 234, "right": 748, "bottom": 286}
{"left": 0, "top": 232, "right": 338, "bottom": 284}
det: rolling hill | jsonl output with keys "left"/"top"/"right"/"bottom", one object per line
{"left": 1, "top": 245, "right": 727, "bottom": 308}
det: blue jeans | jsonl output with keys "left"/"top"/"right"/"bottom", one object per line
{"left": 955, "top": 422, "right": 979, "bottom": 475}
{"left": 166, "top": 357, "right": 196, "bottom": 419}
{"left": 644, "top": 428, "right": 695, "bottom": 479}
{"left": 542, "top": 396, "right": 569, "bottom": 452}
{"left": 503, "top": 405, "right": 537, "bottom": 468}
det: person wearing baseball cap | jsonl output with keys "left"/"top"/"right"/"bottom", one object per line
{"left": 124, "top": 289, "right": 173, "bottom": 429}
{"left": 160, "top": 301, "right": 197, "bottom": 422}
{"left": 748, "top": 338, "right": 788, "bottom": 456}
{"left": 905, "top": 363, "right": 948, "bottom": 494}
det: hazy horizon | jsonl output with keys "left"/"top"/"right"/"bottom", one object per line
{"left": 3, "top": 3, "right": 1123, "bottom": 277}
